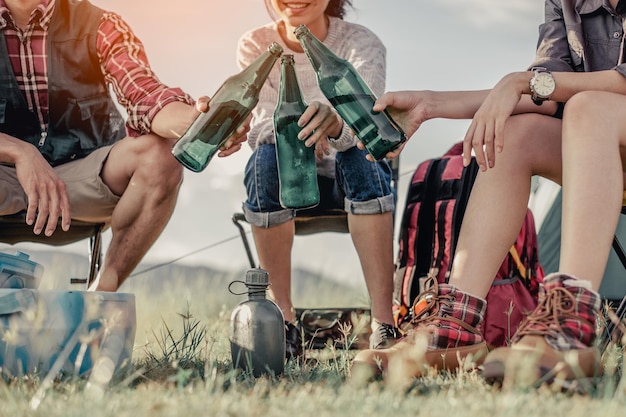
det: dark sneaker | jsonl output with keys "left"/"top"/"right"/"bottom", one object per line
{"left": 369, "top": 322, "right": 402, "bottom": 349}
{"left": 285, "top": 321, "right": 303, "bottom": 359}
{"left": 352, "top": 277, "right": 488, "bottom": 380}
{"left": 481, "top": 273, "right": 602, "bottom": 387}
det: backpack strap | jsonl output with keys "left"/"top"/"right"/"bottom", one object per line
{"left": 414, "top": 158, "right": 445, "bottom": 279}
{"left": 508, "top": 245, "right": 527, "bottom": 280}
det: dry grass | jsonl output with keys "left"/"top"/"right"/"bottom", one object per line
{"left": 1, "top": 263, "right": 626, "bottom": 416}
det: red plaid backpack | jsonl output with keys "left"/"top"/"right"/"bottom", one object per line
{"left": 393, "top": 142, "right": 544, "bottom": 348}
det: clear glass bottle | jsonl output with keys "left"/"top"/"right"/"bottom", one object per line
{"left": 274, "top": 54, "right": 320, "bottom": 209}
{"left": 172, "top": 42, "right": 283, "bottom": 172}
{"left": 294, "top": 25, "right": 406, "bottom": 161}
{"left": 229, "top": 268, "right": 285, "bottom": 377}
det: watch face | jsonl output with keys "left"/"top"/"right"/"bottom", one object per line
{"left": 533, "top": 73, "right": 555, "bottom": 97}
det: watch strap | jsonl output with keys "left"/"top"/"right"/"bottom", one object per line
{"left": 529, "top": 66, "right": 553, "bottom": 106}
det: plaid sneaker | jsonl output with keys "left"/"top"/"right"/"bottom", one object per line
{"left": 481, "top": 273, "right": 602, "bottom": 386}
{"left": 285, "top": 321, "right": 303, "bottom": 360}
{"left": 369, "top": 322, "right": 402, "bottom": 349}
{"left": 352, "top": 277, "right": 488, "bottom": 380}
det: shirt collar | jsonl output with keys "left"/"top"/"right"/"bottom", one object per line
{"left": 0, "top": 0, "right": 55, "bottom": 30}
{"left": 0, "top": 1, "right": 10, "bottom": 29}
{"left": 38, "top": 0, "right": 55, "bottom": 28}
{"left": 572, "top": 0, "right": 620, "bottom": 14}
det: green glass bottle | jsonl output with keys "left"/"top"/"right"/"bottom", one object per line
{"left": 274, "top": 54, "right": 320, "bottom": 209}
{"left": 294, "top": 25, "right": 406, "bottom": 161}
{"left": 172, "top": 42, "right": 283, "bottom": 172}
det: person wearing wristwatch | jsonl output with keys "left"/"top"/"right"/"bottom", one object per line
{"left": 352, "top": 0, "right": 626, "bottom": 390}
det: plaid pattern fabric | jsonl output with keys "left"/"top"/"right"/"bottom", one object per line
{"left": 0, "top": 0, "right": 54, "bottom": 135}
{"left": 97, "top": 12, "right": 193, "bottom": 136}
{"left": 513, "top": 273, "right": 600, "bottom": 351}
{"left": 0, "top": 0, "right": 192, "bottom": 140}
{"left": 409, "top": 278, "right": 486, "bottom": 350}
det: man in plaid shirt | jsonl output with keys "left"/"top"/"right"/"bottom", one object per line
{"left": 0, "top": 0, "right": 248, "bottom": 291}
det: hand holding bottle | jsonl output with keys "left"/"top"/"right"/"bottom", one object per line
{"left": 296, "top": 101, "right": 339, "bottom": 158}
{"left": 295, "top": 25, "right": 406, "bottom": 162}
{"left": 191, "top": 96, "right": 251, "bottom": 158}
{"left": 172, "top": 42, "right": 283, "bottom": 172}
{"left": 353, "top": 90, "right": 429, "bottom": 161}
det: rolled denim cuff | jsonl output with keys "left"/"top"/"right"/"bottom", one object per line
{"left": 344, "top": 193, "right": 394, "bottom": 215}
{"left": 242, "top": 204, "right": 295, "bottom": 228}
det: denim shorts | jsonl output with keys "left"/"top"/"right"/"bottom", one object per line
{"left": 243, "top": 144, "right": 395, "bottom": 228}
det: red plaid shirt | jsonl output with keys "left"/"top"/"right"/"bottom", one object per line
{"left": 0, "top": 0, "right": 193, "bottom": 138}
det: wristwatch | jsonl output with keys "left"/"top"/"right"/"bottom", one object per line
{"left": 529, "top": 67, "right": 556, "bottom": 106}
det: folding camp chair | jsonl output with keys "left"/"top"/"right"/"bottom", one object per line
{"left": 0, "top": 211, "right": 104, "bottom": 288}
{"left": 232, "top": 157, "right": 400, "bottom": 349}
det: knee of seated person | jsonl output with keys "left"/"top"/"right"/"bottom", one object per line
{"left": 133, "top": 134, "right": 183, "bottom": 184}
{"left": 501, "top": 114, "right": 547, "bottom": 151}
{"left": 563, "top": 91, "right": 611, "bottom": 120}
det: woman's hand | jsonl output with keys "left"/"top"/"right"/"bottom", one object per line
{"left": 295, "top": 101, "right": 341, "bottom": 157}
{"left": 463, "top": 72, "right": 526, "bottom": 170}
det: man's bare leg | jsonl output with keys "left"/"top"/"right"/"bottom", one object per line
{"left": 89, "top": 134, "right": 183, "bottom": 291}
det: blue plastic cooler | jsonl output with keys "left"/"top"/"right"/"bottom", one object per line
{"left": 0, "top": 289, "right": 136, "bottom": 377}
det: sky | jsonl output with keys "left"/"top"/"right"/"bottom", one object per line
{"left": 2, "top": 1, "right": 546, "bottom": 288}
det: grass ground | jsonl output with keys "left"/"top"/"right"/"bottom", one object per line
{"left": 1, "top": 303, "right": 626, "bottom": 417}
{"left": 0, "top": 266, "right": 625, "bottom": 416}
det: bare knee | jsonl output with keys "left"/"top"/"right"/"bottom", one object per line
{"left": 564, "top": 91, "right": 617, "bottom": 131}
{"left": 564, "top": 91, "right": 611, "bottom": 118}
{"left": 106, "top": 134, "right": 183, "bottom": 197}
{"left": 563, "top": 91, "right": 622, "bottom": 147}
{"left": 499, "top": 114, "right": 554, "bottom": 164}
{"left": 134, "top": 135, "right": 184, "bottom": 191}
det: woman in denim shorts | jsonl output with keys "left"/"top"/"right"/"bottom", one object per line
{"left": 238, "top": 0, "right": 401, "bottom": 358}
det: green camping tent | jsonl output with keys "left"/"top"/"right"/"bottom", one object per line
{"left": 534, "top": 185, "right": 626, "bottom": 304}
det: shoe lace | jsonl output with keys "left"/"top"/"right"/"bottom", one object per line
{"left": 408, "top": 277, "right": 479, "bottom": 335}
{"left": 376, "top": 323, "right": 400, "bottom": 341}
{"left": 410, "top": 277, "right": 451, "bottom": 323}
{"left": 515, "top": 286, "right": 579, "bottom": 338}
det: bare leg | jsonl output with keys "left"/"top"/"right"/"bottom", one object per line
{"left": 479, "top": 94, "right": 626, "bottom": 383}
{"left": 449, "top": 113, "right": 563, "bottom": 298}
{"left": 560, "top": 91, "right": 626, "bottom": 289}
{"left": 251, "top": 220, "right": 296, "bottom": 322}
{"left": 348, "top": 211, "right": 395, "bottom": 326}
{"left": 89, "top": 134, "right": 183, "bottom": 291}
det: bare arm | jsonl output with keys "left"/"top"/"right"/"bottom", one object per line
{"left": 465, "top": 69, "right": 626, "bottom": 169}
{"left": 0, "top": 133, "right": 71, "bottom": 236}
{"left": 367, "top": 89, "right": 557, "bottom": 161}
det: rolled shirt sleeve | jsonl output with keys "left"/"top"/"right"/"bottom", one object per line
{"left": 96, "top": 12, "right": 194, "bottom": 137}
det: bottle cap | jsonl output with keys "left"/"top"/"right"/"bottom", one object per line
{"left": 268, "top": 42, "right": 284, "bottom": 57}
{"left": 281, "top": 54, "right": 295, "bottom": 64}
{"left": 293, "top": 25, "right": 308, "bottom": 39}
{"left": 245, "top": 268, "right": 269, "bottom": 286}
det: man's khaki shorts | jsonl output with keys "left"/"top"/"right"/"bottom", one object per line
{"left": 0, "top": 146, "right": 119, "bottom": 223}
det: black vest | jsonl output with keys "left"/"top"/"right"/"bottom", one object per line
{"left": 0, "top": 0, "right": 125, "bottom": 166}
